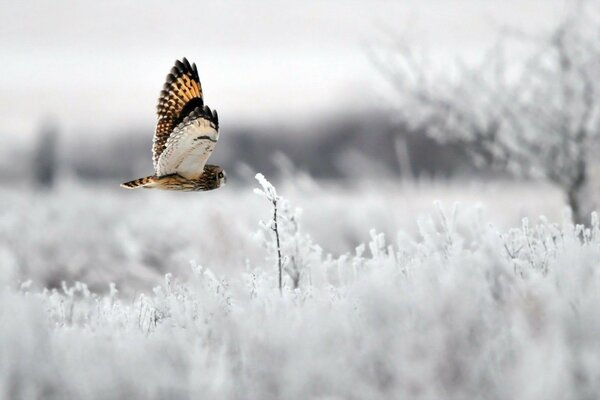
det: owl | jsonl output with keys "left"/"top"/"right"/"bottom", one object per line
{"left": 121, "top": 58, "right": 226, "bottom": 191}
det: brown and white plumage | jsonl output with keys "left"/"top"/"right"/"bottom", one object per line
{"left": 156, "top": 106, "right": 219, "bottom": 179}
{"left": 121, "top": 58, "right": 226, "bottom": 191}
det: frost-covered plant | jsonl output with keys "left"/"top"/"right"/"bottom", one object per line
{"left": 7, "top": 174, "right": 600, "bottom": 398}
{"left": 4, "top": 205, "right": 600, "bottom": 398}
{"left": 375, "top": 0, "right": 600, "bottom": 224}
{"left": 279, "top": 202, "right": 320, "bottom": 289}
{"left": 254, "top": 173, "right": 284, "bottom": 292}
{"left": 5, "top": 198, "right": 600, "bottom": 398}
{"left": 254, "top": 173, "right": 320, "bottom": 290}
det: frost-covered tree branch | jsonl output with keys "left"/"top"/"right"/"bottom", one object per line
{"left": 374, "top": 0, "right": 600, "bottom": 224}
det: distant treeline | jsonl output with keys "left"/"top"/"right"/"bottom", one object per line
{"left": 20, "top": 110, "right": 488, "bottom": 187}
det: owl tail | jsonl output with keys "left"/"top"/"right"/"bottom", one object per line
{"left": 120, "top": 176, "right": 157, "bottom": 189}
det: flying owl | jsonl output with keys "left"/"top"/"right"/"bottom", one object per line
{"left": 121, "top": 58, "right": 226, "bottom": 191}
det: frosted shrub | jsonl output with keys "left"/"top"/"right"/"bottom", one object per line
{"left": 2, "top": 181, "right": 600, "bottom": 399}
{"left": 376, "top": 1, "right": 600, "bottom": 224}
{"left": 254, "top": 173, "right": 321, "bottom": 291}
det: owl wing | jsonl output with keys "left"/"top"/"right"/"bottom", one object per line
{"left": 156, "top": 105, "right": 219, "bottom": 179}
{"left": 153, "top": 58, "right": 211, "bottom": 172}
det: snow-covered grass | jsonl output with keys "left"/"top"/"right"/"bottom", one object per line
{"left": 1, "top": 177, "right": 563, "bottom": 292}
{"left": 3, "top": 176, "right": 599, "bottom": 398}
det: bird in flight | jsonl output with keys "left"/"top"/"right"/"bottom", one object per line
{"left": 121, "top": 58, "right": 226, "bottom": 191}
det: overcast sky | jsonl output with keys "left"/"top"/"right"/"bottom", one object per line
{"left": 1, "top": 0, "right": 564, "bottom": 138}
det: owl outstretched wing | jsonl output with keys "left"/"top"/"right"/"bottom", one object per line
{"left": 153, "top": 58, "right": 220, "bottom": 179}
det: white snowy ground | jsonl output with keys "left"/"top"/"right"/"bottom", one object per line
{"left": 3, "top": 177, "right": 600, "bottom": 399}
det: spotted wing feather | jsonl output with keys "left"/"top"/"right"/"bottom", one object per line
{"left": 153, "top": 58, "right": 204, "bottom": 170}
{"left": 156, "top": 105, "right": 220, "bottom": 179}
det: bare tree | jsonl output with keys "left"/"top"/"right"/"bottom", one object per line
{"left": 374, "top": 1, "right": 600, "bottom": 224}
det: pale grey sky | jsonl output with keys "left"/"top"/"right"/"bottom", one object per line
{"left": 0, "top": 0, "right": 564, "bottom": 138}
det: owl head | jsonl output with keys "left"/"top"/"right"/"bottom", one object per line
{"left": 203, "top": 164, "right": 227, "bottom": 190}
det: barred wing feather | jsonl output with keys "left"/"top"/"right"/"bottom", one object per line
{"left": 153, "top": 58, "right": 204, "bottom": 169}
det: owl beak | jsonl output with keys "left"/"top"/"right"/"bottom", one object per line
{"left": 220, "top": 171, "right": 227, "bottom": 186}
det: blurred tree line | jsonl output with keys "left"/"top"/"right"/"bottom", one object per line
{"left": 19, "top": 111, "right": 488, "bottom": 193}
{"left": 58, "top": 109, "right": 481, "bottom": 185}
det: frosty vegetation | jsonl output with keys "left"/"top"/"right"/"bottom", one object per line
{"left": 1, "top": 175, "right": 600, "bottom": 399}
{"left": 375, "top": 0, "right": 600, "bottom": 224}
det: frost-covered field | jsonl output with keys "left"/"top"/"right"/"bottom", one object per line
{"left": 4, "top": 177, "right": 600, "bottom": 399}
{"left": 1, "top": 177, "right": 563, "bottom": 292}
